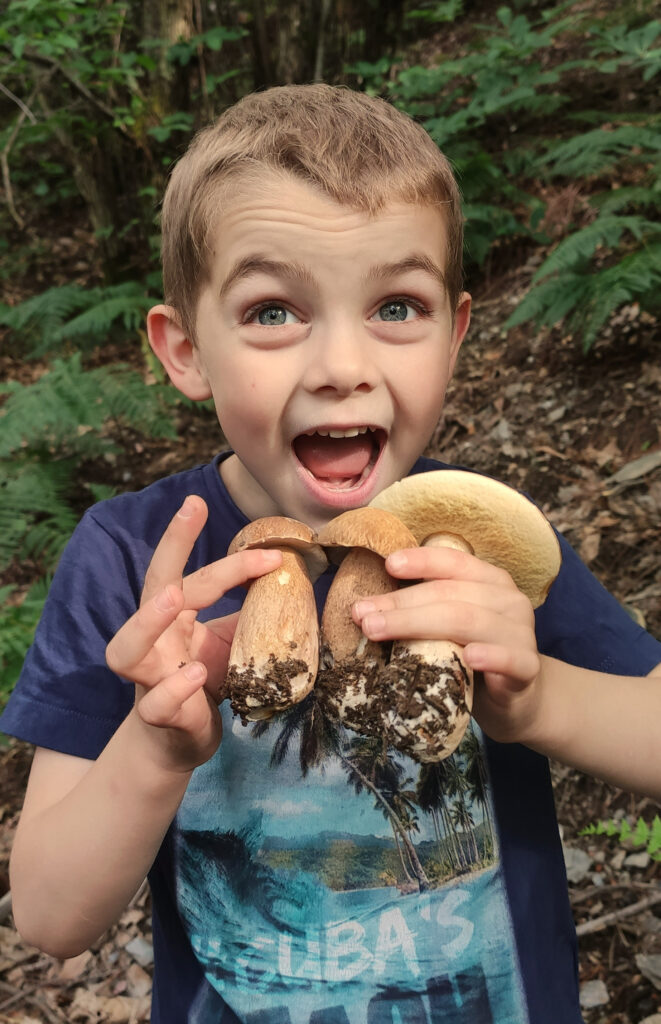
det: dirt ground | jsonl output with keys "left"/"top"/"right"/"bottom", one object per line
{"left": 0, "top": 254, "right": 660, "bottom": 1021}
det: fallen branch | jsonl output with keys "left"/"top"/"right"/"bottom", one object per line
{"left": 576, "top": 889, "right": 661, "bottom": 936}
{"left": 571, "top": 880, "right": 657, "bottom": 906}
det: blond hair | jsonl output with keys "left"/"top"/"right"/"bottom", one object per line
{"left": 161, "top": 84, "right": 463, "bottom": 338}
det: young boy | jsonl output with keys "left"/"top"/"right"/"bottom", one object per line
{"left": 2, "top": 84, "right": 660, "bottom": 1024}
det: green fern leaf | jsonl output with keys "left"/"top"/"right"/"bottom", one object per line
{"left": 0, "top": 577, "right": 51, "bottom": 700}
{"left": 0, "top": 283, "right": 156, "bottom": 357}
{"left": 0, "top": 352, "right": 176, "bottom": 459}
{"left": 0, "top": 459, "right": 79, "bottom": 571}
{"left": 533, "top": 215, "right": 659, "bottom": 281}
{"left": 52, "top": 283, "right": 154, "bottom": 343}
{"left": 0, "top": 285, "right": 90, "bottom": 355}
{"left": 540, "top": 125, "right": 661, "bottom": 178}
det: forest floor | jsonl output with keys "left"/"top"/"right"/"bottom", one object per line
{"left": 1, "top": 241, "right": 660, "bottom": 1021}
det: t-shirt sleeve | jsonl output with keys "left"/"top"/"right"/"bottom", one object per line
{"left": 536, "top": 531, "right": 661, "bottom": 675}
{"left": 0, "top": 508, "right": 142, "bottom": 759}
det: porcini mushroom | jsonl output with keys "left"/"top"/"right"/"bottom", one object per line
{"left": 369, "top": 470, "right": 562, "bottom": 761}
{"left": 315, "top": 507, "right": 419, "bottom": 734}
{"left": 226, "top": 516, "right": 327, "bottom": 723}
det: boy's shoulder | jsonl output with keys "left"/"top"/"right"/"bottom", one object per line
{"left": 84, "top": 453, "right": 246, "bottom": 548}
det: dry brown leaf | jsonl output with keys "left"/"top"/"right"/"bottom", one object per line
{"left": 70, "top": 989, "right": 150, "bottom": 1022}
{"left": 126, "top": 962, "right": 152, "bottom": 998}
{"left": 580, "top": 529, "right": 602, "bottom": 564}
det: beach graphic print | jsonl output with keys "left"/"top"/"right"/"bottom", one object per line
{"left": 175, "top": 698, "right": 529, "bottom": 1024}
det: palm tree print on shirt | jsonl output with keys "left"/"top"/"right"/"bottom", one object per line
{"left": 251, "top": 694, "right": 497, "bottom": 892}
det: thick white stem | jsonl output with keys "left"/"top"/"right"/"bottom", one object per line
{"left": 384, "top": 532, "right": 474, "bottom": 762}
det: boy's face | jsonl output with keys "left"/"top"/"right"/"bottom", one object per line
{"left": 156, "top": 175, "right": 470, "bottom": 530}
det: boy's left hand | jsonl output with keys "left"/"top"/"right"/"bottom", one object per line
{"left": 351, "top": 545, "right": 545, "bottom": 746}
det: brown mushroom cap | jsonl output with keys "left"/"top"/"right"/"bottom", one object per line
{"left": 370, "top": 470, "right": 561, "bottom": 607}
{"left": 228, "top": 515, "right": 328, "bottom": 581}
{"left": 317, "top": 507, "right": 418, "bottom": 561}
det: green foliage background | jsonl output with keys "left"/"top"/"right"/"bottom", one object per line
{"left": 0, "top": 0, "right": 659, "bottom": 703}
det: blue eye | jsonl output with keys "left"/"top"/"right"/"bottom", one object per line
{"left": 375, "top": 301, "right": 414, "bottom": 322}
{"left": 255, "top": 305, "right": 298, "bottom": 326}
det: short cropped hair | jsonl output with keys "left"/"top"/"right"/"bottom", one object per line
{"left": 161, "top": 84, "right": 463, "bottom": 339}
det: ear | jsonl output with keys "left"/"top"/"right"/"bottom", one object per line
{"left": 147, "top": 305, "right": 212, "bottom": 401}
{"left": 448, "top": 291, "right": 471, "bottom": 376}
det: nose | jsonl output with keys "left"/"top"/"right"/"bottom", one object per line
{"left": 303, "top": 320, "right": 379, "bottom": 396}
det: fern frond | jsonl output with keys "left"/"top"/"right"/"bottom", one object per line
{"left": 540, "top": 125, "right": 661, "bottom": 178}
{"left": 532, "top": 214, "right": 659, "bottom": 281}
{"left": 0, "top": 283, "right": 155, "bottom": 358}
{"left": 0, "top": 352, "right": 177, "bottom": 459}
{"left": 506, "top": 274, "right": 587, "bottom": 330}
{"left": 0, "top": 459, "right": 78, "bottom": 571}
{"left": 569, "top": 242, "right": 661, "bottom": 350}
{"left": 0, "top": 285, "right": 90, "bottom": 354}
{"left": 507, "top": 241, "right": 661, "bottom": 350}
{"left": 0, "top": 577, "right": 51, "bottom": 699}
{"left": 592, "top": 183, "right": 661, "bottom": 216}
{"left": 53, "top": 283, "right": 154, "bottom": 343}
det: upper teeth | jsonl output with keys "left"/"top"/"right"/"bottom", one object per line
{"left": 312, "top": 427, "right": 370, "bottom": 438}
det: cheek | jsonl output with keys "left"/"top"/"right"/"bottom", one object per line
{"left": 395, "top": 357, "right": 450, "bottom": 419}
{"left": 210, "top": 367, "right": 282, "bottom": 440}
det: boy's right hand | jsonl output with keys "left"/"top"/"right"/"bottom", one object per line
{"left": 106, "top": 495, "right": 282, "bottom": 774}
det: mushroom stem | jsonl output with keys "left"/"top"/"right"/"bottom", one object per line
{"left": 381, "top": 532, "right": 475, "bottom": 763}
{"left": 423, "top": 532, "right": 474, "bottom": 556}
{"left": 228, "top": 547, "right": 319, "bottom": 723}
{"left": 317, "top": 547, "right": 398, "bottom": 731}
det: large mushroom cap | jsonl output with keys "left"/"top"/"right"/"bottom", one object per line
{"left": 317, "top": 507, "right": 418, "bottom": 561}
{"left": 370, "top": 470, "right": 561, "bottom": 607}
{"left": 228, "top": 516, "right": 328, "bottom": 580}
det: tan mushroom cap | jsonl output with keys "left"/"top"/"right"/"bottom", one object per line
{"left": 370, "top": 470, "right": 561, "bottom": 607}
{"left": 317, "top": 507, "right": 418, "bottom": 560}
{"left": 228, "top": 516, "right": 328, "bottom": 581}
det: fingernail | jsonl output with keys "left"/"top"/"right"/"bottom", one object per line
{"left": 155, "top": 586, "right": 175, "bottom": 611}
{"left": 178, "top": 496, "right": 195, "bottom": 518}
{"left": 388, "top": 552, "right": 407, "bottom": 571}
{"left": 353, "top": 600, "right": 376, "bottom": 618}
{"left": 262, "top": 549, "right": 282, "bottom": 563}
{"left": 184, "top": 662, "right": 205, "bottom": 682}
{"left": 363, "top": 612, "right": 386, "bottom": 639}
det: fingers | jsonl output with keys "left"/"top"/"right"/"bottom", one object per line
{"left": 357, "top": 598, "right": 534, "bottom": 651}
{"left": 137, "top": 661, "right": 208, "bottom": 729}
{"left": 353, "top": 578, "right": 530, "bottom": 622}
{"left": 464, "top": 643, "right": 541, "bottom": 693}
{"left": 385, "top": 546, "right": 514, "bottom": 588}
{"left": 182, "top": 549, "right": 282, "bottom": 610}
{"left": 348, "top": 548, "right": 540, "bottom": 690}
{"left": 107, "top": 583, "right": 186, "bottom": 678}
{"left": 142, "top": 496, "right": 209, "bottom": 604}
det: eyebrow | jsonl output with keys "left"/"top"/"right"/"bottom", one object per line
{"left": 218, "top": 255, "right": 315, "bottom": 299}
{"left": 217, "top": 252, "right": 446, "bottom": 300}
{"left": 366, "top": 255, "right": 447, "bottom": 290}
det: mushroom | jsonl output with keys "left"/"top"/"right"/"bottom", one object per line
{"left": 368, "top": 470, "right": 562, "bottom": 762}
{"left": 226, "top": 516, "right": 327, "bottom": 723}
{"left": 315, "top": 507, "right": 419, "bottom": 734}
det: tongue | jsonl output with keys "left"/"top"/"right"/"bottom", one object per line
{"left": 294, "top": 433, "right": 374, "bottom": 480}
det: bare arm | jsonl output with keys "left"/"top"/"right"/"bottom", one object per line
{"left": 522, "top": 658, "right": 661, "bottom": 799}
{"left": 9, "top": 497, "right": 282, "bottom": 958}
{"left": 10, "top": 724, "right": 192, "bottom": 958}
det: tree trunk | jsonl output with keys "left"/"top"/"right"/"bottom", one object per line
{"left": 341, "top": 755, "right": 430, "bottom": 892}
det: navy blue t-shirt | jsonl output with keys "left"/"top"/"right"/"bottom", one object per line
{"left": 2, "top": 454, "right": 660, "bottom": 1024}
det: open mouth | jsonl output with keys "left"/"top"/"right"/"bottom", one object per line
{"left": 292, "top": 426, "right": 386, "bottom": 492}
